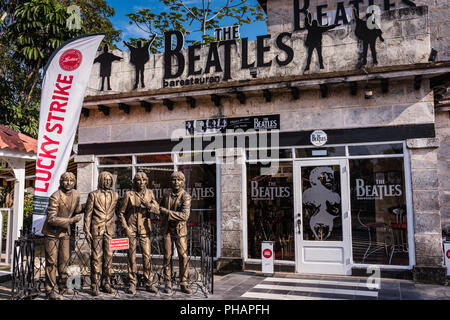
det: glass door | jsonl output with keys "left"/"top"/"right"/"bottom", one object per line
{"left": 293, "top": 159, "right": 351, "bottom": 275}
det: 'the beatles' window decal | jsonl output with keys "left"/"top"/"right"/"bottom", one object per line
{"left": 302, "top": 166, "right": 342, "bottom": 241}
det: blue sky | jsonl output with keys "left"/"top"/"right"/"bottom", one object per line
{"left": 105, "top": 0, "right": 268, "bottom": 50}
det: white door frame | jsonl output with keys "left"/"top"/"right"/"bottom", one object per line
{"left": 293, "top": 159, "right": 352, "bottom": 275}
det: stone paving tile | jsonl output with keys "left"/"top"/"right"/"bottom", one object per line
{"left": 2, "top": 271, "right": 450, "bottom": 301}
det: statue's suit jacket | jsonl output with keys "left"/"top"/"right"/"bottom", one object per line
{"left": 42, "top": 189, "right": 82, "bottom": 238}
{"left": 160, "top": 190, "right": 191, "bottom": 237}
{"left": 84, "top": 189, "right": 119, "bottom": 237}
{"left": 117, "top": 189, "right": 157, "bottom": 236}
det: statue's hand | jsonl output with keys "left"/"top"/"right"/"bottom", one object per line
{"left": 71, "top": 215, "right": 82, "bottom": 224}
{"left": 150, "top": 200, "right": 160, "bottom": 214}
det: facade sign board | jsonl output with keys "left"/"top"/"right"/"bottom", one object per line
{"left": 310, "top": 130, "right": 327, "bottom": 146}
{"left": 186, "top": 114, "right": 280, "bottom": 136}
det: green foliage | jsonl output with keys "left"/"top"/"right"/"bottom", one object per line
{"left": 23, "top": 192, "right": 33, "bottom": 232}
{"left": 126, "top": 8, "right": 186, "bottom": 53}
{"left": 10, "top": 0, "right": 85, "bottom": 65}
{"left": 58, "top": 0, "right": 121, "bottom": 48}
{"left": 126, "top": 0, "right": 266, "bottom": 51}
{"left": 0, "top": 0, "right": 121, "bottom": 138}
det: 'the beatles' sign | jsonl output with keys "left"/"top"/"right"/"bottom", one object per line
{"left": 186, "top": 114, "right": 280, "bottom": 135}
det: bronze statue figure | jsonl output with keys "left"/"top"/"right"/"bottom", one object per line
{"left": 159, "top": 171, "right": 192, "bottom": 294}
{"left": 84, "top": 171, "right": 119, "bottom": 296}
{"left": 117, "top": 172, "right": 160, "bottom": 294}
{"left": 42, "top": 172, "right": 84, "bottom": 300}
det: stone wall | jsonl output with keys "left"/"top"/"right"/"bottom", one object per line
{"left": 216, "top": 149, "right": 245, "bottom": 272}
{"left": 266, "top": 0, "right": 448, "bottom": 61}
{"left": 85, "top": 6, "right": 430, "bottom": 96}
{"left": 79, "top": 79, "right": 434, "bottom": 144}
{"left": 436, "top": 110, "right": 450, "bottom": 230}
{"left": 408, "top": 137, "right": 447, "bottom": 283}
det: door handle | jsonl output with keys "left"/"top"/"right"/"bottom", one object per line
{"left": 297, "top": 217, "right": 302, "bottom": 233}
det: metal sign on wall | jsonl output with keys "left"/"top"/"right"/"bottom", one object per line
{"left": 186, "top": 114, "right": 280, "bottom": 136}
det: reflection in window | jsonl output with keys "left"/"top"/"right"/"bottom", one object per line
{"left": 178, "top": 164, "right": 217, "bottom": 256}
{"left": 348, "top": 143, "right": 403, "bottom": 156}
{"left": 178, "top": 165, "right": 216, "bottom": 227}
{"left": 247, "top": 148, "right": 292, "bottom": 160}
{"left": 350, "top": 158, "right": 409, "bottom": 265}
{"left": 136, "top": 154, "right": 173, "bottom": 164}
{"left": 301, "top": 165, "right": 342, "bottom": 241}
{"left": 137, "top": 166, "right": 174, "bottom": 202}
{"left": 247, "top": 162, "right": 294, "bottom": 261}
{"left": 98, "top": 156, "right": 132, "bottom": 165}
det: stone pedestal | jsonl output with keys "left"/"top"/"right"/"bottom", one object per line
{"left": 216, "top": 148, "right": 245, "bottom": 273}
{"left": 408, "top": 138, "right": 447, "bottom": 284}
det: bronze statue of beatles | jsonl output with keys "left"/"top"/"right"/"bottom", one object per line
{"left": 41, "top": 172, "right": 84, "bottom": 300}
{"left": 159, "top": 171, "right": 192, "bottom": 294}
{"left": 117, "top": 172, "right": 160, "bottom": 294}
{"left": 84, "top": 171, "right": 119, "bottom": 296}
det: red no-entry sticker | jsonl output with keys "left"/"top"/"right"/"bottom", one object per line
{"left": 263, "top": 249, "right": 272, "bottom": 259}
{"left": 110, "top": 238, "right": 129, "bottom": 251}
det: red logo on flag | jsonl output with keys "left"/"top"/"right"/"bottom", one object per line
{"left": 59, "top": 49, "right": 82, "bottom": 71}
{"left": 263, "top": 249, "right": 272, "bottom": 259}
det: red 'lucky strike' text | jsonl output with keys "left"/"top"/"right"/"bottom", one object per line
{"left": 35, "top": 74, "right": 73, "bottom": 193}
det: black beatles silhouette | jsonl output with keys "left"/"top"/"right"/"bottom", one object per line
{"left": 354, "top": 7, "right": 384, "bottom": 68}
{"left": 123, "top": 38, "right": 153, "bottom": 90}
{"left": 94, "top": 44, "right": 122, "bottom": 91}
{"left": 304, "top": 11, "right": 340, "bottom": 72}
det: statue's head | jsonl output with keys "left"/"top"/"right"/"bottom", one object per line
{"left": 59, "top": 172, "right": 76, "bottom": 192}
{"left": 137, "top": 40, "right": 142, "bottom": 48}
{"left": 98, "top": 171, "right": 113, "bottom": 191}
{"left": 309, "top": 167, "right": 334, "bottom": 190}
{"left": 312, "top": 20, "right": 318, "bottom": 27}
{"left": 133, "top": 172, "right": 148, "bottom": 192}
{"left": 103, "top": 44, "right": 109, "bottom": 52}
{"left": 171, "top": 171, "right": 185, "bottom": 192}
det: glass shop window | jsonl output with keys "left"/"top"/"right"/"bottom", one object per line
{"left": 98, "top": 156, "right": 132, "bottom": 165}
{"left": 178, "top": 164, "right": 217, "bottom": 256}
{"left": 348, "top": 143, "right": 403, "bottom": 156}
{"left": 295, "top": 146, "right": 345, "bottom": 158}
{"left": 98, "top": 167, "right": 132, "bottom": 198}
{"left": 350, "top": 158, "right": 409, "bottom": 266}
{"left": 301, "top": 165, "right": 343, "bottom": 241}
{"left": 247, "top": 162, "right": 294, "bottom": 261}
{"left": 136, "top": 154, "right": 173, "bottom": 164}
{"left": 246, "top": 148, "right": 292, "bottom": 160}
{"left": 177, "top": 164, "right": 217, "bottom": 228}
{"left": 177, "top": 151, "right": 216, "bottom": 163}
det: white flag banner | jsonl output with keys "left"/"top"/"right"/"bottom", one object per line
{"left": 32, "top": 34, "right": 104, "bottom": 234}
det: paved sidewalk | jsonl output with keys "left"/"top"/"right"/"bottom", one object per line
{"left": 211, "top": 272, "right": 450, "bottom": 300}
{"left": 1, "top": 271, "right": 450, "bottom": 300}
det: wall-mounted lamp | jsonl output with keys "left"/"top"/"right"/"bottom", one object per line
{"left": 364, "top": 85, "right": 373, "bottom": 99}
